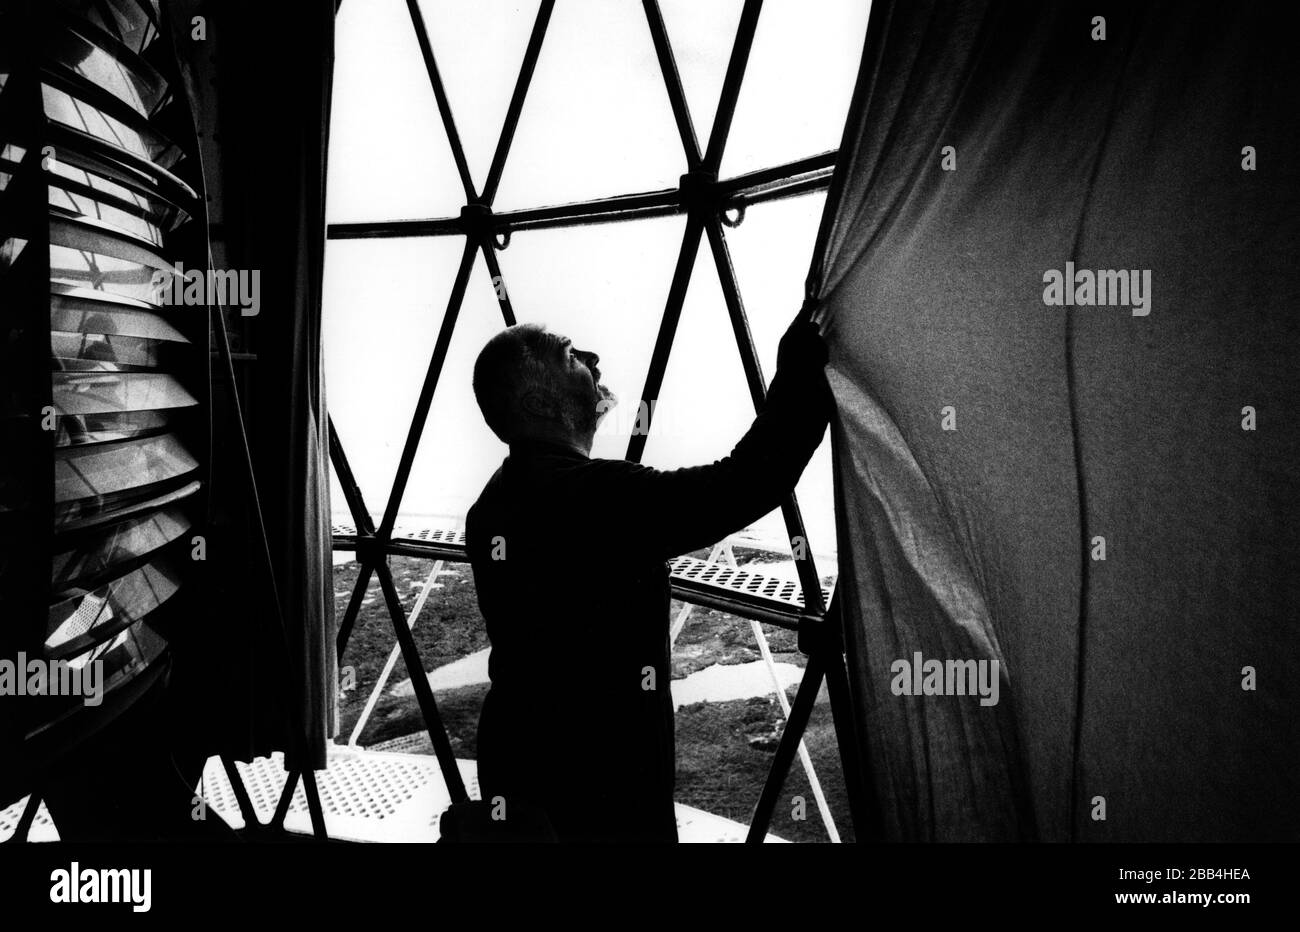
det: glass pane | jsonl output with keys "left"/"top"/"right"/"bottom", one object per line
{"left": 759, "top": 662, "right": 855, "bottom": 842}
{"left": 641, "top": 240, "right": 754, "bottom": 472}
{"left": 55, "top": 408, "right": 172, "bottom": 447}
{"left": 494, "top": 215, "right": 687, "bottom": 462}
{"left": 49, "top": 222, "right": 172, "bottom": 305}
{"left": 49, "top": 183, "right": 165, "bottom": 246}
{"left": 42, "top": 84, "right": 181, "bottom": 170}
{"left": 326, "top": 455, "right": 355, "bottom": 529}
{"left": 724, "top": 193, "right": 836, "bottom": 564}
{"left": 46, "top": 557, "right": 180, "bottom": 657}
{"left": 719, "top": 0, "right": 871, "bottom": 178}
{"left": 50, "top": 0, "right": 160, "bottom": 56}
{"left": 54, "top": 433, "right": 198, "bottom": 505}
{"left": 639, "top": 231, "right": 830, "bottom": 591}
{"left": 417, "top": 0, "right": 544, "bottom": 195}
{"left": 332, "top": 556, "right": 489, "bottom": 751}
{"left": 492, "top": 0, "right": 685, "bottom": 210}
{"left": 52, "top": 289, "right": 189, "bottom": 343}
{"left": 76, "top": 620, "right": 168, "bottom": 698}
{"left": 671, "top": 606, "right": 806, "bottom": 839}
{"left": 399, "top": 217, "right": 689, "bottom": 524}
{"left": 323, "top": 236, "right": 468, "bottom": 522}
{"left": 0, "top": 236, "right": 30, "bottom": 274}
{"left": 47, "top": 152, "right": 189, "bottom": 231}
{"left": 52, "top": 330, "right": 171, "bottom": 369}
{"left": 327, "top": 0, "right": 467, "bottom": 222}
{"left": 333, "top": 569, "right": 393, "bottom": 745}
{"left": 56, "top": 478, "right": 199, "bottom": 534}
{"left": 657, "top": 0, "right": 746, "bottom": 144}
{"left": 49, "top": 243, "right": 162, "bottom": 303}
{"left": 724, "top": 195, "right": 824, "bottom": 379}
{"left": 51, "top": 504, "right": 189, "bottom": 590}
{"left": 25, "top": 621, "right": 168, "bottom": 733}
{"left": 50, "top": 217, "right": 167, "bottom": 268}
{"left": 48, "top": 26, "right": 168, "bottom": 117}
{"left": 401, "top": 254, "right": 507, "bottom": 525}
{"left": 52, "top": 371, "right": 197, "bottom": 416}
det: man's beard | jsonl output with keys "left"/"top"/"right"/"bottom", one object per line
{"left": 594, "top": 382, "right": 617, "bottom": 426}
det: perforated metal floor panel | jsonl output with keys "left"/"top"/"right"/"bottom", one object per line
{"left": 332, "top": 523, "right": 833, "bottom": 619}
{"left": 1, "top": 747, "right": 786, "bottom": 843}
{"left": 0, "top": 796, "right": 59, "bottom": 843}
{"left": 333, "top": 523, "right": 465, "bottom": 547}
{"left": 668, "top": 554, "right": 833, "bottom": 611}
{"left": 199, "top": 746, "right": 786, "bottom": 843}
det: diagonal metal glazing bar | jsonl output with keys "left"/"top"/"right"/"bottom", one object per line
{"left": 746, "top": 647, "right": 826, "bottom": 842}
{"left": 703, "top": 0, "right": 763, "bottom": 171}
{"left": 405, "top": 0, "right": 478, "bottom": 201}
{"left": 328, "top": 373, "right": 380, "bottom": 661}
{"left": 472, "top": 0, "right": 552, "bottom": 328}
{"left": 378, "top": 238, "right": 477, "bottom": 540}
{"left": 328, "top": 415, "right": 375, "bottom": 535}
{"left": 335, "top": 562, "right": 374, "bottom": 661}
{"left": 12, "top": 794, "right": 41, "bottom": 842}
{"left": 481, "top": 0, "right": 555, "bottom": 205}
{"left": 642, "top": 0, "right": 702, "bottom": 169}
{"left": 270, "top": 768, "right": 298, "bottom": 830}
{"left": 374, "top": 558, "right": 470, "bottom": 803}
{"left": 220, "top": 756, "right": 261, "bottom": 831}
{"left": 479, "top": 241, "right": 516, "bottom": 326}
{"left": 704, "top": 214, "right": 825, "bottom": 612}
{"left": 300, "top": 770, "right": 329, "bottom": 839}
{"left": 626, "top": 214, "right": 705, "bottom": 463}
{"left": 267, "top": 769, "right": 327, "bottom": 837}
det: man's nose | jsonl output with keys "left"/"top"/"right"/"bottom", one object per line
{"left": 577, "top": 349, "right": 599, "bottom": 368}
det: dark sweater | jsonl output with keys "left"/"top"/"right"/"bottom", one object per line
{"left": 465, "top": 323, "right": 832, "bottom": 842}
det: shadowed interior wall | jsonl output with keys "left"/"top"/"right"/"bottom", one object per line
{"left": 170, "top": 0, "right": 338, "bottom": 769}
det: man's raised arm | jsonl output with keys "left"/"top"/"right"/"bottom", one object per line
{"left": 589, "top": 318, "right": 835, "bottom": 558}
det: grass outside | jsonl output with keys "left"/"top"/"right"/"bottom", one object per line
{"left": 333, "top": 549, "right": 852, "bottom": 842}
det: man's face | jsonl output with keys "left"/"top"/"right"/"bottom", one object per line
{"left": 553, "top": 335, "right": 617, "bottom": 427}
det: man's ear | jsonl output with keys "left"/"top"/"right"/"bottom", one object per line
{"left": 519, "top": 389, "right": 559, "bottom": 422}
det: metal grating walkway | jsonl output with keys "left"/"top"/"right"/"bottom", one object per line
{"left": 332, "top": 523, "right": 833, "bottom": 624}
{"left": 0, "top": 745, "right": 786, "bottom": 843}
{"left": 197, "top": 746, "right": 788, "bottom": 843}
{"left": 0, "top": 796, "right": 58, "bottom": 843}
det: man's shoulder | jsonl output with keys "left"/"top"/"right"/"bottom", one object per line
{"left": 465, "top": 464, "right": 506, "bottom": 538}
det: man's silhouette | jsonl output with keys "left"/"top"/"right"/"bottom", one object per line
{"left": 465, "top": 315, "right": 832, "bottom": 842}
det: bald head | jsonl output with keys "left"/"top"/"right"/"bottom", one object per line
{"left": 472, "top": 323, "right": 615, "bottom": 448}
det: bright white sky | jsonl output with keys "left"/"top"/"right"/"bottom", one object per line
{"left": 323, "top": 0, "right": 872, "bottom": 564}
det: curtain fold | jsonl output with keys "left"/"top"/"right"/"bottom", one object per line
{"left": 813, "top": 1, "right": 1298, "bottom": 841}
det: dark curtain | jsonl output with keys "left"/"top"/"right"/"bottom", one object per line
{"left": 169, "top": 0, "right": 338, "bottom": 769}
{"left": 812, "top": 1, "right": 1298, "bottom": 841}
